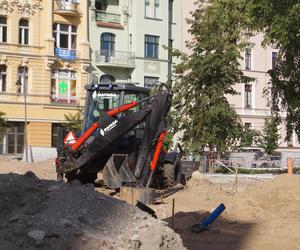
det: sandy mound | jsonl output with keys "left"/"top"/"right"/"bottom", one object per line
{"left": 157, "top": 173, "right": 300, "bottom": 250}
{"left": 0, "top": 172, "right": 185, "bottom": 250}
{"left": 234, "top": 174, "right": 300, "bottom": 220}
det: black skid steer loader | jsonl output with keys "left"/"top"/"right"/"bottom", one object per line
{"left": 55, "top": 82, "right": 183, "bottom": 191}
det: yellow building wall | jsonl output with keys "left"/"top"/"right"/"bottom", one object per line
{"left": 28, "top": 122, "right": 52, "bottom": 147}
{"left": 0, "top": 1, "right": 90, "bottom": 150}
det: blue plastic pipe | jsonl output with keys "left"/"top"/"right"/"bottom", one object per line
{"left": 201, "top": 203, "right": 226, "bottom": 227}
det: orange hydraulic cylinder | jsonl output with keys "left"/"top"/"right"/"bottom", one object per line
{"left": 106, "top": 101, "right": 139, "bottom": 117}
{"left": 71, "top": 122, "right": 100, "bottom": 151}
{"left": 150, "top": 130, "right": 167, "bottom": 171}
{"left": 71, "top": 101, "right": 139, "bottom": 152}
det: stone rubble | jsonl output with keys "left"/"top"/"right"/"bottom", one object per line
{"left": 0, "top": 172, "right": 185, "bottom": 250}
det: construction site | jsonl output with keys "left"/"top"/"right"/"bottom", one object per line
{"left": 0, "top": 156, "right": 299, "bottom": 250}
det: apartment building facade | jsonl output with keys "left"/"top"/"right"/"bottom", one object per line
{"left": 227, "top": 33, "right": 300, "bottom": 150}
{"left": 0, "top": 0, "right": 90, "bottom": 155}
{"left": 181, "top": 1, "right": 300, "bottom": 151}
{"left": 89, "top": 0, "right": 182, "bottom": 87}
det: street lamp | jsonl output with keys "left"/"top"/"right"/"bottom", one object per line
{"left": 16, "top": 68, "right": 28, "bottom": 163}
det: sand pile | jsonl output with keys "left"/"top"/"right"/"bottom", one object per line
{"left": 156, "top": 173, "right": 300, "bottom": 250}
{"left": 0, "top": 172, "right": 185, "bottom": 250}
{"left": 234, "top": 174, "right": 300, "bottom": 220}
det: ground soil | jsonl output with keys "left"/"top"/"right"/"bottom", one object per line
{"left": 151, "top": 172, "right": 300, "bottom": 250}
{"left": 0, "top": 157, "right": 185, "bottom": 250}
{"left": 1, "top": 156, "right": 300, "bottom": 250}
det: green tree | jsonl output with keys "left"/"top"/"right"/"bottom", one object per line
{"left": 62, "top": 108, "right": 83, "bottom": 132}
{"left": 239, "top": 127, "right": 260, "bottom": 148}
{"left": 259, "top": 116, "right": 280, "bottom": 155}
{"left": 250, "top": 1, "right": 300, "bottom": 142}
{"left": 0, "top": 111, "right": 8, "bottom": 138}
{"left": 172, "top": 0, "right": 253, "bottom": 157}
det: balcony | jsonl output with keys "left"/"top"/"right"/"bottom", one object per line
{"left": 54, "top": 0, "right": 79, "bottom": 16}
{"left": 95, "top": 50, "right": 135, "bottom": 68}
{"left": 95, "top": 10, "right": 121, "bottom": 23}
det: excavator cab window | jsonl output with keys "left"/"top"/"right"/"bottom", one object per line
{"left": 91, "top": 91, "right": 120, "bottom": 120}
{"left": 83, "top": 85, "right": 149, "bottom": 133}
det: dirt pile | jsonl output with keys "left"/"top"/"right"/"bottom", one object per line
{"left": 0, "top": 172, "right": 185, "bottom": 250}
{"left": 155, "top": 172, "right": 300, "bottom": 250}
{"left": 232, "top": 174, "right": 300, "bottom": 219}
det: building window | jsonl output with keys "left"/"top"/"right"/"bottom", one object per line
{"left": 95, "top": 0, "right": 107, "bottom": 11}
{"left": 244, "top": 84, "right": 252, "bottom": 109}
{"left": 144, "top": 76, "right": 159, "bottom": 88}
{"left": 145, "top": 35, "right": 159, "bottom": 59}
{"left": 51, "top": 123, "right": 62, "bottom": 148}
{"left": 154, "top": 0, "right": 160, "bottom": 18}
{"left": 100, "top": 74, "right": 115, "bottom": 83}
{"left": 1, "top": 122, "right": 24, "bottom": 155}
{"left": 100, "top": 33, "right": 115, "bottom": 56}
{"left": 53, "top": 23, "right": 77, "bottom": 50}
{"left": 245, "top": 122, "right": 252, "bottom": 130}
{"left": 17, "top": 66, "right": 28, "bottom": 94}
{"left": 19, "top": 19, "right": 29, "bottom": 45}
{"left": 145, "top": 0, "right": 150, "bottom": 17}
{"left": 245, "top": 48, "right": 252, "bottom": 70}
{"left": 0, "top": 16, "right": 7, "bottom": 43}
{"left": 51, "top": 69, "right": 77, "bottom": 104}
{"left": 0, "top": 65, "right": 7, "bottom": 92}
{"left": 272, "top": 52, "right": 278, "bottom": 70}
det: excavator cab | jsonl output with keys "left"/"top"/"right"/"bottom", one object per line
{"left": 82, "top": 83, "right": 149, "bottom": 134}
{"left": 80, "top": 83, "right": 149, "bottom": 155}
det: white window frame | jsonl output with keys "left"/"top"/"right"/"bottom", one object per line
{"left": 51, "top": 69, "right": 77, "bottom": 103}
{"left": 18, "top": 66, "right": 28, "bottom": 94}
{"left": 0, "top": 65, "right": 7, "bottom": 92}
{"left": 53, "top": 23, "right": 77, "bottom": 50}
{"left": 19, "top": 19, "right": 29, "bottom": 45}
{"left": 144, "top": 0, "right": 151, "bottom": 17}
{"left": 244, "top": 84, "right": 252, "bottom": 109}
{"left": 0, "top": 17, "right": 7, "bottom": 43}
{"left": 244, "top": 48, "right": 252, "bottom": 70}
{"left": 153, "top": 0, "right": 160, "bottom": 19}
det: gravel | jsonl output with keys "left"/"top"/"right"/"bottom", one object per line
{"left": 0, "top": 172, "right": 185, "bottom": 250}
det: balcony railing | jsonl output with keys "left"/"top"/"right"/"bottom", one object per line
{"left": 95, "top": 50, "right": 135, "bottom": 68}
{"left": 95, "top": 10, "right": 121, "bottom": 24}
{"left": 54, "top": 0, "right": 79, "bottom": 15}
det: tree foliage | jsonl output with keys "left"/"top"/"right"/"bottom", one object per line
{"left": 62, "top": 108, "right": 83, "bottom": 132}
{"left": 258, "top": 116, "right": 280, "bottom": 155}
{"left": 172, "top": 0, "right": 254, "bottom": 155}
{"left": 250, "top": 1, "right": 300, "bottom": 141}
{"left": 0, "top": 111, "right": 8, "bottom": 138}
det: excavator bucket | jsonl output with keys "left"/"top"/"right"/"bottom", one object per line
{"left": 102, "top": 154, "right": 136, "bottom": 189}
